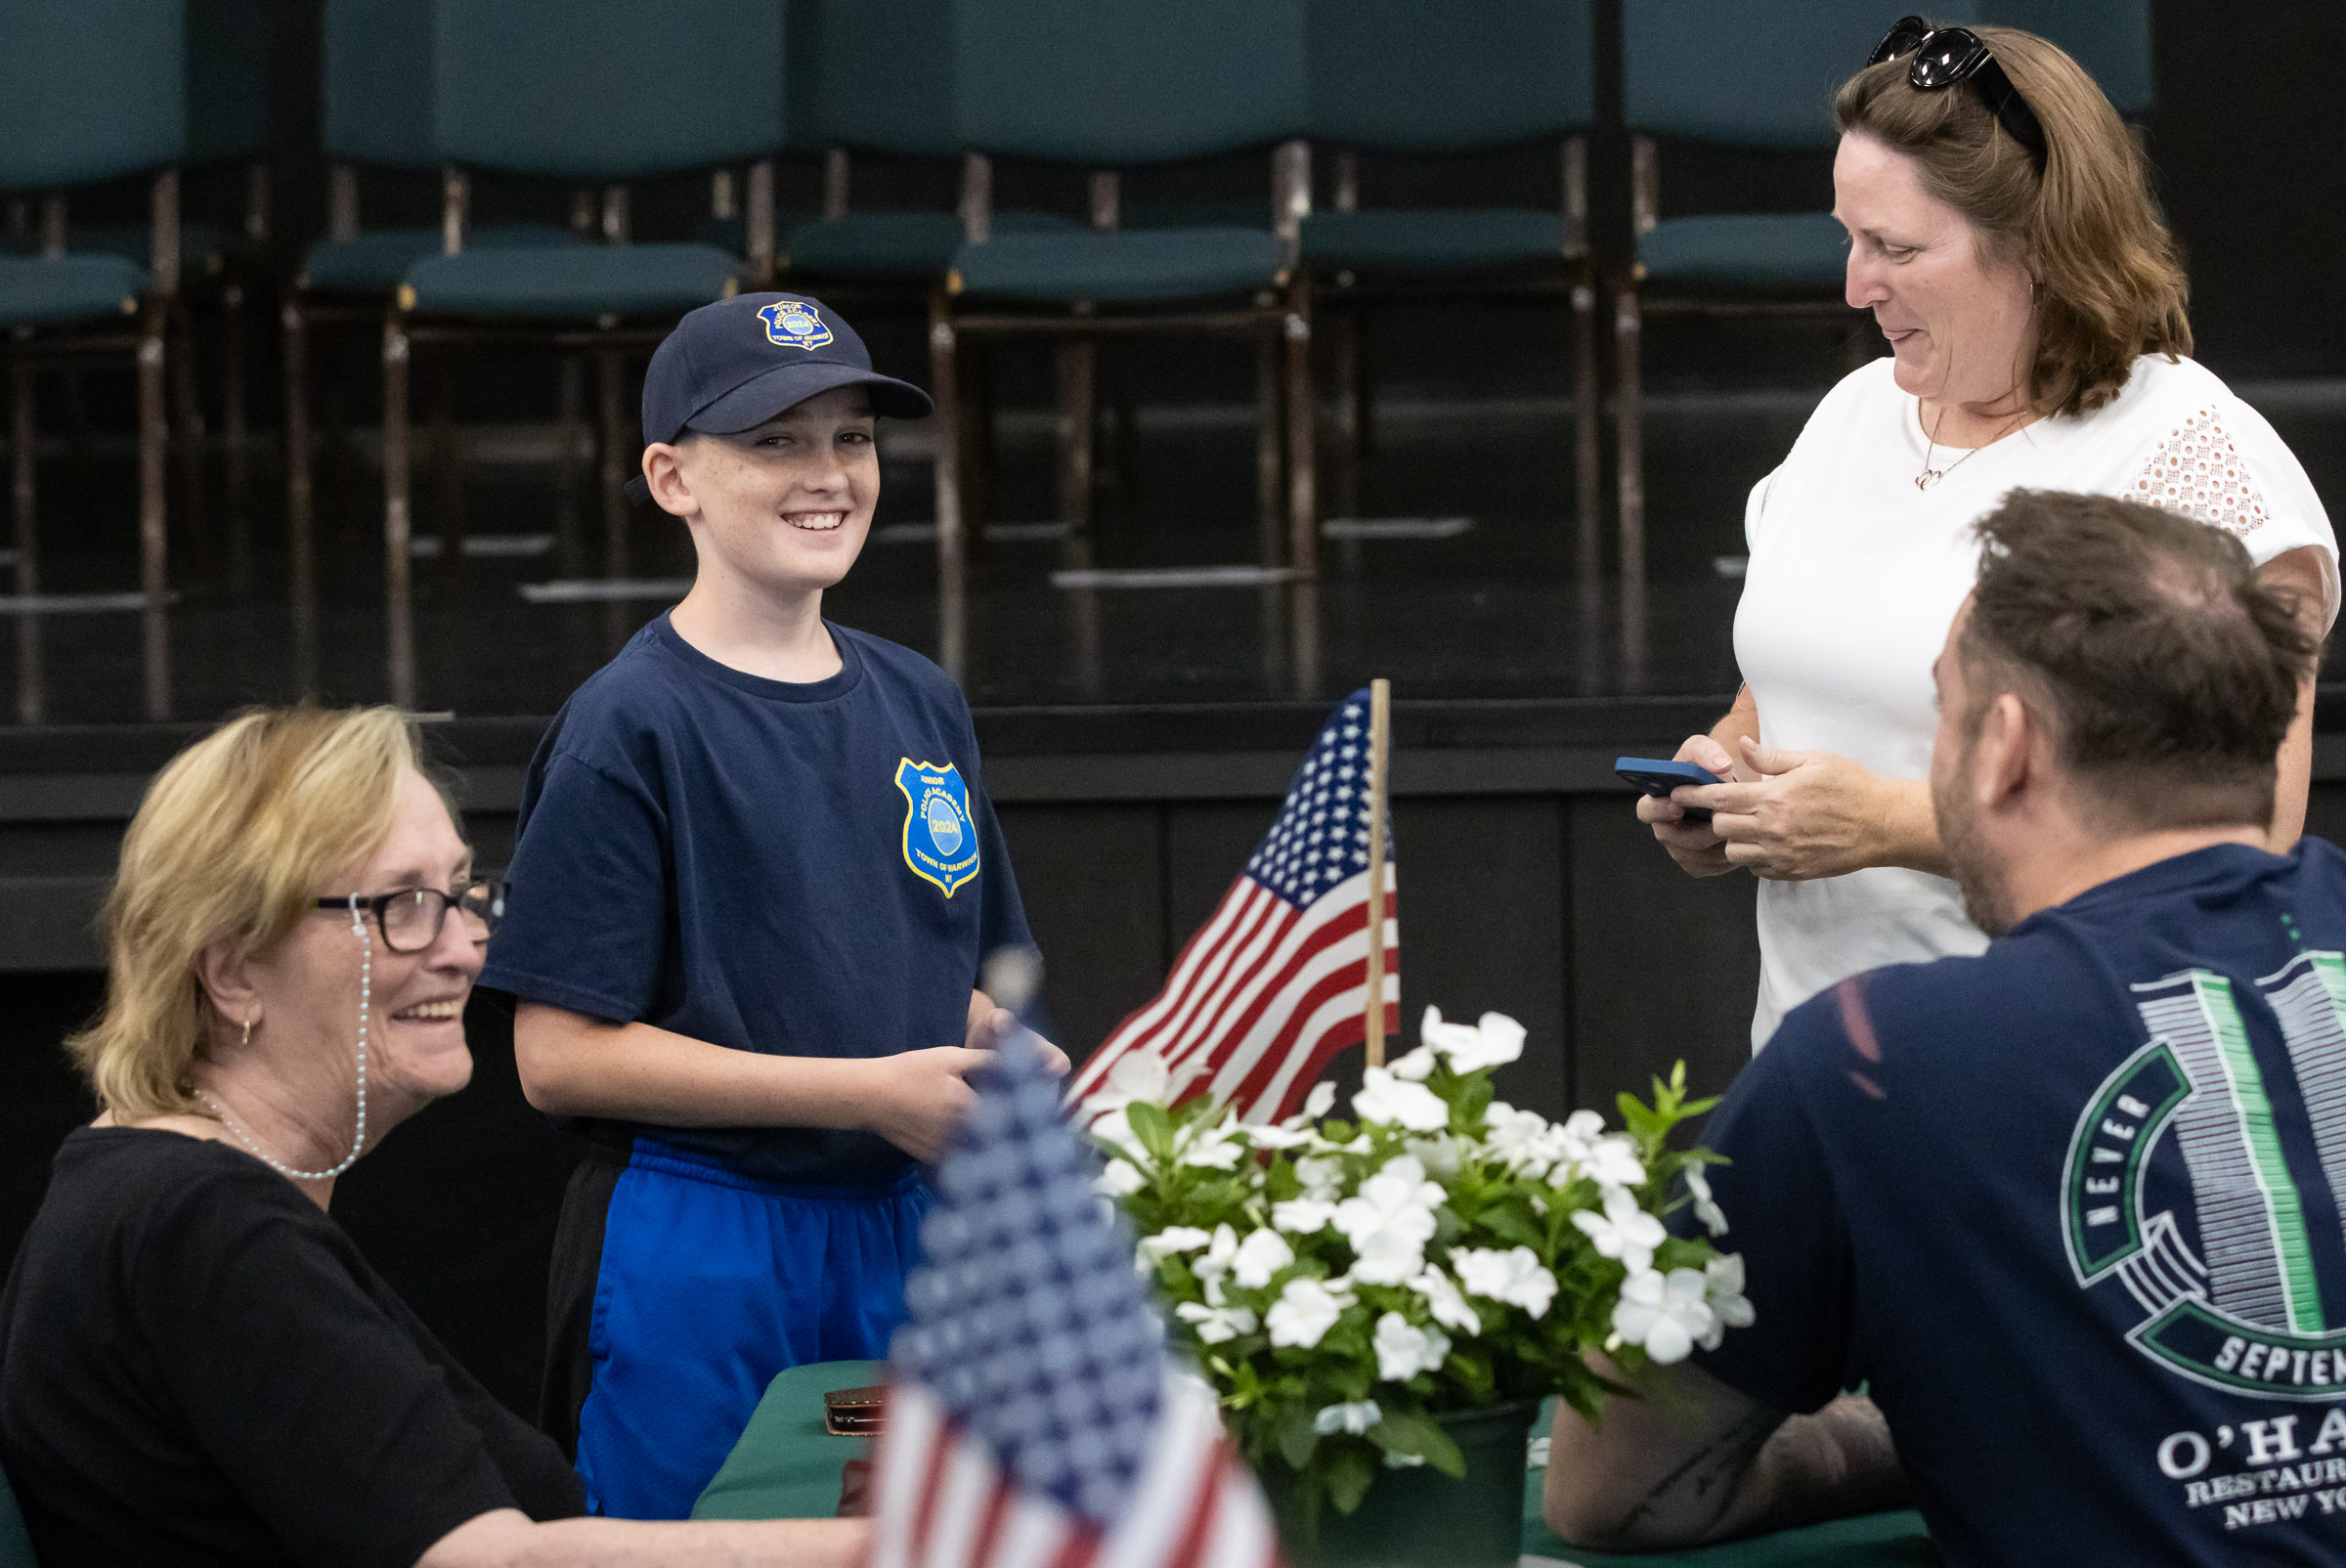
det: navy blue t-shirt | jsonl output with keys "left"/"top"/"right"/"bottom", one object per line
{"left": 480, "top": 615, "right": 1030, "bottom": 1184}
{"left": 1689, "top": 841, "right": 2346, "bottom": 1566}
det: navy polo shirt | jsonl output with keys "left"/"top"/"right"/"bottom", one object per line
{"left": 480, "top": 615, "right": 1030, "bottom": 1184}
{"left": 1686, "top": 841, "right": 2346, "bottom": 1564}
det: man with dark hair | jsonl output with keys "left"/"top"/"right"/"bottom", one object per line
{"left": 1544, "top": 491, "right": 2341, "bottom": 1565}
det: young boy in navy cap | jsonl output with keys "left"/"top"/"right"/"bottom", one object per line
{"left": 481, "top": 293, "right": 1062, "bottom": 1519}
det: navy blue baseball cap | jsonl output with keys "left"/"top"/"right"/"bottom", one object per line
{"left": 627, "top": 291, "right": 930, "bottom": 501}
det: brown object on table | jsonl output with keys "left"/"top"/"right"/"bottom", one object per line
{"left": 823, "top": 1383, "right": 888, "bottom": 1437}
{"left": 836, "top": 1457, "right": 874, "bottom": 1517}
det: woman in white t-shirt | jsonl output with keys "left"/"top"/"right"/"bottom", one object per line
{"left": 1642, "top": 22, "right": 2340, "bottom": 1049}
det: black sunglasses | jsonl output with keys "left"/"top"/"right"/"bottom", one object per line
{"left": 1869, "top": 16, "right": 2047, "bottom": 164}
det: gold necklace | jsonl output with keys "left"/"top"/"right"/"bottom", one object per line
{"left": 1916, "top": 403, "right": 2027, "bottom": 491}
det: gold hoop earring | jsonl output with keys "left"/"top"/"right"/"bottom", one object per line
{"left": 240, "top": 1016, "right": 254, "bottom": 1050}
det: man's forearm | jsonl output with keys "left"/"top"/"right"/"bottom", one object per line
{"left": 1737, "top": 1396, "right": 1909, "bottom": 1537}
{"left": 513, "top": 1003, "right": 881, "bottom": 1128}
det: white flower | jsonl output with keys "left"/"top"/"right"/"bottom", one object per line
{"left": 1266, "top": 1277, "right": 1347, "bottom": 1349}
{"left": 1383, "top": 1449, "right": 1428, "bottom": 1468}
{"left": 1419, "top": 1006, "right": 1527, "bottom": 1073}
{"left": 1612, "top": 1268, "right": 1717, "bottom": 1365}
{"left": 1189, "top": 1223, "right": 1240, "bottom": 1304}
{"left": 1386, "top": 1044, "right": 1439, "bottom": 1082}
{"left": 1483, "top": 1102, "right": 1560, "bottom": 1177}
{"left": 1411, "top": 1266, "right": 1482, "bottom": 1336}
{"left": 1300, "top": 1080, "right": 1336, "bottom": 1120}
{"left": 1686, "top": 1163, "right": 1728, "bottom": 1238}
{"left": 1095, "top": 1157, "right": 1146, "bottom": 1198}
{"left": 1313, "top": 1399, "right": 1382, "bottom": 1436}
{"left": 1082, "top": 1050, "right": 1172, "bottom": 1117}
{"left": 1353, "top": 1067, "right": 1450, "bottom": 1132}
{"left": 1241, "top": 1120, "right": 1314, "bottom": 1150}
{"left": 1176, "top": 1111, "right": 1247, "bottom": 1170}
{"left": 1136, "top": 1226, "right": 1211, "bottom": 1269}
{"left": 1404, "top": 1133, "right": 1465, "bottom": 1177}
{"left": 1333, "top": 1155, "right": 1444, "bottom": 1285}
{"left": 1572, "top": 1186, "right": 1667, "bottom": 1275}
{"left": 1575, "top": 1137, "right": 1647, "bottom": 1190}
{"left": 1231, "top": 1228, "right": 1296, "bottom": 1289}
{"left": 1705, "top": 1254, "right": 1756, "bottom": 1338}
{"left": 1454, "top": 1245, "right": 1558, "bottom": 1320}
{"left": 1091, "top": 1107, "right": 1149, "bottom": 1165}
{"left": 1550, "top": 1110, "right": 1605, "bottom": 1166}
{"left": 1292, "top": 1155, "right": 1345, "bottom": 1198}
{"left": 1371, "top": 1312, "right": 1453, "bottom": 1381}
{"left": 1174, "top": 1300, "right": 1258, "bottom": 1344}
{"left": 1272, "top": 1195, "right": 1339, "bottom": 1235}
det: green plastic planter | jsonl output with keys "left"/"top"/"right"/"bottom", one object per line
{"left": 1264, "top": 1401, "right": 1541, "bottom": 1568}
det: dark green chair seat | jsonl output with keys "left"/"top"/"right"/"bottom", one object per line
{"left": 0, "top": 253, "right": 147, "bottom": 327}
{"left": 951, "top": 227, "right": 1282, "bottom": 304}
{"left": 785, "top": 210, "right": 1079, "bottom": 280}
{"left": 1303, "top": 208, "right": 1575, "bottom": 275}
{"left": 300, "top": 222, "right": 584, "bottom": 294}
{"left": 1121, "top": 198, "right": 1277, "bottom": 232}
{"left": 402, "top": 242, "right": 741, "bottom": 318}
{"left": 1636, "top": 212, "right": 1848, "bottom": 293}
{"left": 10, "top": 221, "right": 231, "bottom": 276}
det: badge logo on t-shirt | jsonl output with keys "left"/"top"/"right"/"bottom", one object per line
{"left": 894, "top": 759, "right": 979, "bottom": 898}
{"left": 758, "top": 300, "right": 834, "bottom": 352}
{"left": 2062, "top": 958, "right": 2346, "bottom": 1408}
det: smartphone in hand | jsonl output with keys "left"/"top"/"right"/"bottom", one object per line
{"left": 1615, "top": 757, "right": 1722, "bottom": 823}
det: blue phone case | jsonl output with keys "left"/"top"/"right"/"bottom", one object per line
{"left": 1614, "top": 757, "right": 1720, "bottom": 821}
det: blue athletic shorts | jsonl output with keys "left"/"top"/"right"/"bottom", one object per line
{"left": 548, "top": 1141, "right": 928, "bottom": 1520}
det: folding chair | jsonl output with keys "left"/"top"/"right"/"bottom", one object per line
{"left": 0, "top": 0, "right": 184, "bottom": 721}
{"left": 1303, "top": 0, "right": 1598, "bottom": 570}
{"left": 380, "top": 0, "right": 785, "bottom": 705}
{"left": 927, "top": 0, "right": 1314, "bottom": 611}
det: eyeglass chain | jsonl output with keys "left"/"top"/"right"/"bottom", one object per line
{"left": 199, "top": 898, "right": 370, "bottom": 1182}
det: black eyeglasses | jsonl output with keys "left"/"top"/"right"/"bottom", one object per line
{"left": 317, "top": 880, "right": 508, "bottom": 953}
{"left": 1869, "top": 16, "right": 2047, "bottom": 164}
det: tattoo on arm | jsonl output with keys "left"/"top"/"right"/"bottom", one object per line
{"left": 1615, "top": 1403, "right": 1784, "bottom": 1539}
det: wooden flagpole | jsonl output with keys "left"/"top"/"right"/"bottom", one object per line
{"left": 1364, "top": 677, "right": 1391, "bottom": 1068}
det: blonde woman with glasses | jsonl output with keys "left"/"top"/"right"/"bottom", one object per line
{"left": 0, "top": 707, "right": 862, "bottom": 1568}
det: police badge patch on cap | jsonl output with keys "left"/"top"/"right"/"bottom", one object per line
{"left": 758, "top": 300, "right": 835, "bottom": 351}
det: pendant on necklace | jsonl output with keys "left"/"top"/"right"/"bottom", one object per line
{"left": 1915, "top": 469, "right": 1942, "bottom": 491}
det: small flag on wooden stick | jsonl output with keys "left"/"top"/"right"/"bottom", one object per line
{"left": 1067, "top": 685, "right": 1399, "bottom": 1122}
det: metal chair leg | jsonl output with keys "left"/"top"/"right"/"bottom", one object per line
{"left": 223, "top": 282, "right": 251, "bottom": 591}
{"left": 596, "top": 349, "right": 629, "bottom": 583}
{"left": 927, "top": 295, "right": 966, "bottom": 681}
{"left": 282, "top": 298, "right": 317, "bottom": 694}
{"left": 1255, "top": 324, "right": 1282, "bottom": 564}
{"left": 138, "top": 315, "right": 170, "bottom": 719}
{"left": 1614, "top": 283, "right": 1645, "bottom": 596}
{"left": 1283, "top": 276, "right": 1317, "bottom": 581}
{"left": 168, "top": 304, "right": 205, "bottom": 569}
{"left": 1572, "top": 277, "right": 1601, "bottom": 583}
{"left": 1055, "top": 337, "right": 1095, "bottom": 531}
{"left": 432, "top": 355, "right": 465, "bottom": 569}
{"left": 1328, "top": 303, "right": 1364, "bottom": 525}
{"left": 383, "top": 313, "right": 414, "bottom": 708}
{"left": 10, "top": 362, "right": 33, "bottom": 598}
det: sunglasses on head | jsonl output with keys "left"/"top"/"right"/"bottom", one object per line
{"left": 1869, "top": 16, "right": 2047, "bottom": 164}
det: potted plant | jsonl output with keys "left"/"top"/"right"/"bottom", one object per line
{"left": 1082, "top": 1008, "right": 1751, "bottom": 1567}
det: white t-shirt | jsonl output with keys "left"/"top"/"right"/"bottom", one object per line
{"left": 1735, "top": 354, "right": 2338, "bottom": 1049}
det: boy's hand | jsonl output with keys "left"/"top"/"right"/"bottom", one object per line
{"left": 863, "top": 1047, "right": 990, "bottom": 1163}
{"left": 966, "top": 1004, "right": 1073, "bottom": 1077}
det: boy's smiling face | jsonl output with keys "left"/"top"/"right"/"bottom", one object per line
{"left": 645, "top": 385, "right": 880, "bottom": 598}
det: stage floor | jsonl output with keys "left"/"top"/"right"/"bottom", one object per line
{"left": 6, "top": 378, "right": 2346, "bottom": 729}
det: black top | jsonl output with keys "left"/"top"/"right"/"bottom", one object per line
{"left": 0, "top": 1127, "right": 586, "bottom": 1567}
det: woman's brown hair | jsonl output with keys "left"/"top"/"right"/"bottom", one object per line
{"left": 1835, "top": 24, "right": 2190, "bottom": 417}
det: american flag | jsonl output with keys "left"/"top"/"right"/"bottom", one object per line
{"left": 1067, "top": 689, "right": 1398, "bottom": 1123}
{"left": 865, "top": 1028, "right": 1282, "bottom": 1568}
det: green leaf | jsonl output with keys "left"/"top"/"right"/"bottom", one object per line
{"left": 1277, "top": 1399, "right": 1321, "bottom": 1470}
{"left": 1324, "top": 1443, "right": 1377, "bottom": 1514}
{"left": 1126, "top": 1101, "right": 1178, "bottom": 1163}
{"left": 1368, "top": 1410, "right": 1469, "bottom": 1479}
{"left": 1477, "top": 1199, "right": 1544, "bottom": 1251}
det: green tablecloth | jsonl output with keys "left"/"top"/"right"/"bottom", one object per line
{"left": 694, "top": 1361, "right": 1937, "bottom": 1565}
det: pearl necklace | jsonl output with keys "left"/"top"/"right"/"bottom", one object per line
{"left": 200, "top": 904, "right": 370, "bottom": 1182}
